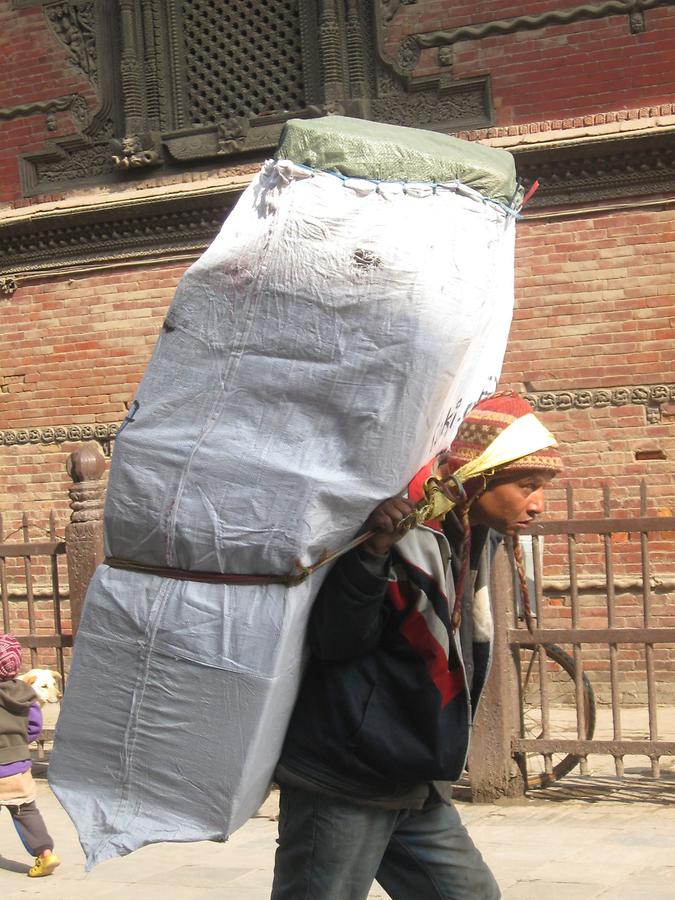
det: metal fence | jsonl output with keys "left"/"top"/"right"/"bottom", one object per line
{"left": 511, "top": 480, "right": 675, "bottom": 784}
{"left": 0, "top": 510, "right": 72, "bottom": 680}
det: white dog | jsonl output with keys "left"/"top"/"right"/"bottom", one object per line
{"left": 18, "top": 668, "right": 63, "bottom": 742}
{"left": 18, "top": 668, "right": 63, "bottom": 705}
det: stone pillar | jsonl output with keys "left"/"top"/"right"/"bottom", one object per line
{"left": 468, "top": 541, "right": 526, "bottom": 801}
{"left": 65, "top": 444, "right": 106, "bottom": 639}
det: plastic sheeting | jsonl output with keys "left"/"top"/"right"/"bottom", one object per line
{"left": 50, "top": 148, "right": 518, "bottom": 869}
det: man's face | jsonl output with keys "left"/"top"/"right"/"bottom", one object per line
{"left": 469, "top": 470, "right": 555, "bottom": 536}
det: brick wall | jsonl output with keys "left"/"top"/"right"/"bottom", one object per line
{"left": 386, "top": 2, "right": 675, "bottom": 126}
{"left": 0, "top": 264, "right": 184, "bottom": 532}
{"left": 504, "top": 205, "right": 674, "bottom": 529}
{"left": 501, "top": 204, "right": 675, "bottom": 704}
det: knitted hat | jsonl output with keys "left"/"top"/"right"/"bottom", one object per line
{"left": 443, "top": 392, "right": 561, "bottom": 632}
{"left": 446, "top": 391, "right": 562, "bottom": 476}
{"left": 0, "top": 634, "right": 22, "bottom": 680}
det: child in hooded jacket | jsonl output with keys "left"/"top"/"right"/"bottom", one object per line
{"left": 0, "top": 633, "right": 60, "bottom": 877}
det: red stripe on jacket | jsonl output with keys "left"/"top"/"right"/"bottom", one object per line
{"left": 388, "top": 580, "right": 465, "bottom": 707}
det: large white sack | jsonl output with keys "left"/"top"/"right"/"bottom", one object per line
{"left": 101, "top": 161, "right": 515, "bottom": 576}
{"left": 50, "top": 158, "right": 517, "bottom": 868}
{"left": 51, "top": 566, "right": 314, "bottom": 868}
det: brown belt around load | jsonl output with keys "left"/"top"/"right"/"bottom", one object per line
{"left": 103, "top": 526, "right": 380, "bottom": 588}
{"left": 104, "top": 557, "right": 309, "bottom": 587}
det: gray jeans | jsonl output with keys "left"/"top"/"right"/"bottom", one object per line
{"left": 271, "top": 784, "right": 500, "bottom": 900}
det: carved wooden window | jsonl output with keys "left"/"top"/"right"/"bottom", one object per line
{"left": 111, "top": 0, "right": 322, "bottom": 166}
{"left": 19, "top": 0, "right": 494, "bottom": 193}
{"left": 181, "top": 0, "right": 307, "bottom": 126}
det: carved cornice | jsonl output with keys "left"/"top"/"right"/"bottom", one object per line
{"left": 524, "top": 384, "right": 675, "bottom": 424}
{"left": 0, "top": 184, "right": 244, "bottom": 290}
{"left": 513, "top": 129, "right": 675, "bottom": 207}
{"left": 395, "top": 0, "right": 675, "bottom": 72}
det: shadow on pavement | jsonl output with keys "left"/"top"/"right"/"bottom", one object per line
{"left": 529, "top": 772, "right": 675, "bottom": 804}
{"left": 451, "top": 770, "right": 675, "bottom": 806}
{"left": 0, "top": 854, "right": 30, "bottom": 874}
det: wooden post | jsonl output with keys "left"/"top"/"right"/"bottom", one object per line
{"left": 65, "top": 444, "right": 106, "bottom": 639}
{"left": 468, "top": 541, "right": 526, "bottom": 801}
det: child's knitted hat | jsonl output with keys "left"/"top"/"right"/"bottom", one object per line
{"left": 446, "top": 391, "right": 563, "bottom": 476}
{"left": 0, "top": 633, "right": 22, "bottom": 680}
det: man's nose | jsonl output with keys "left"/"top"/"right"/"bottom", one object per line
{"left": 527, "top": 487, "right": 546, "bottom": 515}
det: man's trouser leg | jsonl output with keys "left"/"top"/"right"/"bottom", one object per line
{"left": 271, "top": 784, "right": 500, "bottom": 900}
{"left": 376, "top": 800, "right": 500, "bottom": 900}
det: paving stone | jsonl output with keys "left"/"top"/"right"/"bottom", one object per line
{"left": 502, "top": 881, "right": 605, "bottom": 899}
{"left": 2, "top": 776, "right": 674, "bottom": 899}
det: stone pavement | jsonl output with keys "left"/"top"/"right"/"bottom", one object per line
{"left": 1, "top": 772, "right": 674, "bottom": 900}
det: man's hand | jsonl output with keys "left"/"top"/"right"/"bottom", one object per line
{"left": 361, "top": 496, "right": 416, "bottom": 556}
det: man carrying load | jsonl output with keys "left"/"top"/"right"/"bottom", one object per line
{"left": 272, "top": 392, "right": 563, "bottom": 900}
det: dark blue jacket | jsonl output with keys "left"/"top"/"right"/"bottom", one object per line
{"left": 278, "top": 511, "right": 493, "bottom": 799}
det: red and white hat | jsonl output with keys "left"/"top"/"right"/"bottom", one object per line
{"left": 446, "top": 391, "right": 563, "bottom": 476}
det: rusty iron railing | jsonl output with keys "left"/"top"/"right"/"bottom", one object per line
{"left": 1, "top": 444, "right": 105, "bottom": 749}
{"left": 470, "top": 479, "right": 675, "bottom": 799}
{"left": 512, "top": 480, "right": 675, "bottom": 782}
{"left": 0, "top": 510, "right": 71, "bottom": 679}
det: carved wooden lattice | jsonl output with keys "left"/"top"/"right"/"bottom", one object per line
{"left": 181, "top": 0, "right": 306, "bottom": 125}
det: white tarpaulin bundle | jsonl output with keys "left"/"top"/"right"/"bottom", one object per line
{"left": 50, "top": 117, "right": 519, "bottom": 868}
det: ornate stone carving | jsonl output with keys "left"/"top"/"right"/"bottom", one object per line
{"left": 111, "top": 132, "right": 162, "bottom": 169}
{"left": 0, "top": 276, "right": 18, "bottom": 296}
{"left": 0, "top": 422, "right": 120, "bottom": 448}
{"left": 371, "top": 73, "right": 490, "bottom": 130}
{"left": 372, "top": 0, "right": 493, "bottom": 128}
{"left": 216, "top": 118, "right": 250, "bottom": 155}
{"left": 396, "top": 36, "right": 421, "bottom": 73}
{"left": 45, "top": 1, "right": 98, "bottom": 84}
{"left": 380, "top": 0, "right": 417, "bottom": 25}
{"left": 437, "top": 46, "right": 453, "bottom": 68}
{"left": 630, "top": 10, "right": 647, "bottom": 31}
{"left": 523, "top": 384, "right": 675, "bottom": 424}
{"left": 0, "top": 93, "right": 90, "bottom": 128}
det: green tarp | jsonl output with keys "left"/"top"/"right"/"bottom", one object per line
{"left": 277, "top": 116, "right": 519, "bottom": 205}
